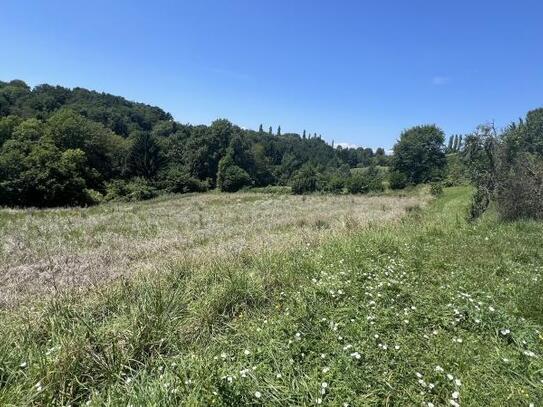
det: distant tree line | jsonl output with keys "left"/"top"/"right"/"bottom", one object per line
{"left": 2, "top": 79, "right": 541, "bottom": 221}
{"left": 0, "top": 80, "right": 389, "bottom": 206}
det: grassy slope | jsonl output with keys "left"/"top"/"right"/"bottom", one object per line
{"left": 0, "top": 187, "right": 542, "bottom": 406}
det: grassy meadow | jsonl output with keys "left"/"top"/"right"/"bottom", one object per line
{"left": 1, "top": 187, "right": 542, "bottom": 406}
{"left": 0, "top": 191, "right": 424, "bottom": 307}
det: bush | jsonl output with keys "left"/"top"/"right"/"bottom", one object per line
{"left": 346, "top": 168, "right": 384, "bottom": 194}
{"left": 105, "top": 178, "right": 158, "bottom": 202}
{"left": 464, "top": 113, "right": 543, "bottom": 221}
{"left": 217, "top": 155, "right": 253, "bottom": 192}
{"left": 495, "top": 154, "right": 543, "bottom": 220}
{"left": 161, "top": 168, "right": 209, "bottom": 194}
{"left": 322, "top": 175, "right": 345, "bottom": 193}
{"left": 388, "top": 170, "right": 408, "bottom": 190}
{"left": 346, "top": 173, "right": 368, "bottom": 194}
{"left": 85, "top": 189, "right": 104, "bottom": 205}
{"left": 291, "top": 167, "right": 318, "bottom": 194}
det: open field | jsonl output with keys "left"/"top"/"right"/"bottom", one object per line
{"left": 0, "top": 191, "right": 426, "bottom": 307}
{"left": 0, "top": 187, "right": 542, "bottom": 406}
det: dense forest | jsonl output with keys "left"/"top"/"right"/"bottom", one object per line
{"left": 0, "top": 79, "right": 542, "bottom": 221}
{"left": 0, "top": 79, "right": 391, "bottom": 207}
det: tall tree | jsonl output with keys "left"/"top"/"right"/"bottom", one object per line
{"left": 126, "top": 131, "right": 163, "bottom": 179}
{"left": 391, "top": 125, "right": 446, "bottom": 184}
{"left": 277, "top": 126, "right": 281, "bottom": 136}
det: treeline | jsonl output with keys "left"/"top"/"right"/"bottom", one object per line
{"left": 1, "top": 79, "right": 541, "bottom": 221}
{"left": 0, "top": 80, "right": 388, "bottom": 207}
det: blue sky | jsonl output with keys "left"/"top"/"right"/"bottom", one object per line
{"left": 2, "top": 0, "right": 542, "bottom": 149}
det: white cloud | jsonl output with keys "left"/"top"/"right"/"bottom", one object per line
{"left": 432, "top": 76, "right": 451, "bottom": 86}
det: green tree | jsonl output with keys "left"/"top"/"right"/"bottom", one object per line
{"left": 291, "top": 166, "right": 318, "bottom": 194}
{"left": 217, "top": 154, "right": 252, "bottom": 192}
{"left": 126, "top": 131, "right": 163, "bottom": 179}
{"left": 391, "top": 125, "right": 446, "bottom": 184}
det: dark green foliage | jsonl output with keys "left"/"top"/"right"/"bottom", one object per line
{"left": 104, "top": 178, "right": 158, "bottom": 202}
{"left": 392, "top": 125, "right": 446, "bottom": 184}
{"left": 495, "top": 153, "right": 543, "bottom": 220}
{"left": 217, "top": 155, "right": 252, "bottom": 192}
{"left": 346, "top": 167, "right": 384, "bottom": 194}
{"left": 0, "top": 139, "right": 94, "bottom": 207}
{"left": 464, "top": 109, "right": 543, "bottom": 221}
{"left": 159, "top": 167, "right": 209, "bottom": 193}
{"left": 346, "top": 173, "right": 368, "bottom": 194}
{"left": 444, "top": 153, "right": 467, "bottom": 186}
{"left": 291, "top": 166, "right": 318, "bottom": 194}
{"left": 0, "top": 80, "right": 388, "bottom": 206}
{"left": 126, "top": 132, "right": 163, "bottom": 179}
{"left": 388, "top": 170, "right": 408, "bottom": 190}
{"left": 322, "top": 175, "right": 345, "bottom": 193}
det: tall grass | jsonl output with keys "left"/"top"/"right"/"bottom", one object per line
{"left": 0, "top": 192, "right": 424, "bottom": 307}
{"left": 0, "top": 187, "right": 542, "bottom": 405}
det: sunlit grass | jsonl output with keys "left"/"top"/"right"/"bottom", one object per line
{"left": 0, "top": 187, "right": 541, "bottom": 405}
{"left": 0, "top": 191, "right": 425, "bottom": 307}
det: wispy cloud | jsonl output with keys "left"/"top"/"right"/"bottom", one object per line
{"left": 432, "top": 76, "right": 451, "bottom": 86}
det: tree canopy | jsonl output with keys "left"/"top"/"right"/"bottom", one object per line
{"left": 0, "top": 80, "right": 389, "bottom": 206}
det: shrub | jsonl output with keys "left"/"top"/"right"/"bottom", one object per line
{"left": 217, "top": 155, "right": 253, "bottom": 192}
{"left": 322, "top": 175, "right": 345, "bottom": 193}
{"left": 291, "top": 167, "right": 318, "bottom": 194}
{"left": 464, "top": 113, "right": 543, "bottom": 221}
{"left": 388, "top": 170, "right": 408, "bottom": 190}
{"left": 161, "top": 168, "right": 209, "bottom": 194}
{"left": 346, "top": 168, "right": 384, "bottom": 194}
{"left": 104, "top": 178, "right": 158, "bottom": 202}
{"left": 346, "top": 173, "right": 368, "bottom": 194}
{"left": 495, "top": 154, "right": 543, "bottom": 220}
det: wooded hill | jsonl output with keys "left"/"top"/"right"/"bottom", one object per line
{"left": 0, "top": 80, "right": 386, "bottom": 207}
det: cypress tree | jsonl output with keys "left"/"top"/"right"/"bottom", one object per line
{"left": 277, "top": 126, "right": 281, "bottom": 136}
{"left": 448, "top": 135, "right": 454, "bottom": 152}
{"left": 268, "top": 126, "right": 272, "bottom": 136}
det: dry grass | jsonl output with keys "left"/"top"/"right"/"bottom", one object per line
{"left": 0, "top": 191, "right": 427, "bottom": 307}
